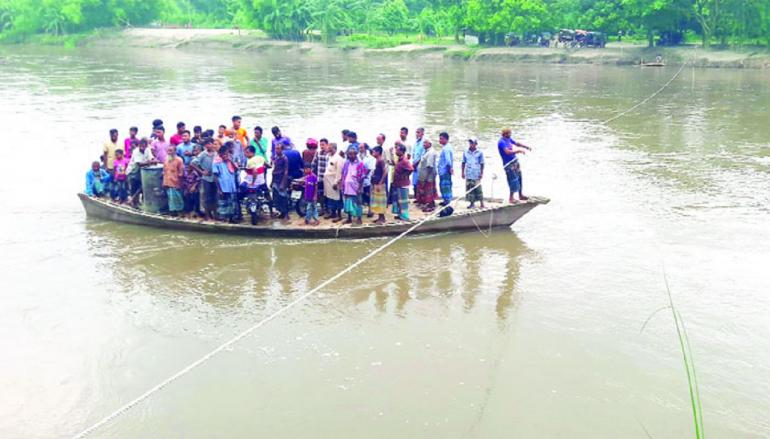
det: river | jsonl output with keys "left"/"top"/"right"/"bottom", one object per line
{"left": 0, "top": 45, "right": 768, "bottom": 438}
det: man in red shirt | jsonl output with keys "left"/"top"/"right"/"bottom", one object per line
{"left": 170, "top": 121, "right": 186, "bottom": 146}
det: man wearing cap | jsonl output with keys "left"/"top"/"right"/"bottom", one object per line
{"left": 497, "top": 128, "right": 532, "bottom": 203}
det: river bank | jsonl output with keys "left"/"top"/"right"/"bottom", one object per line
{"left": 11, "top": 27, "right": 770, "bottom": 69}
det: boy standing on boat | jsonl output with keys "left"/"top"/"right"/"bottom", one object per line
{"left": 437, "top": 132, "right": 454, "bottom": 206}
{"left": 191, "top": 138, "right": 218, "bottom": 220}
{"left": 111, "top": 149, "right": 130, "bottom": 203}
{"left": 123, "top": 126, "right": 138, "bottom": 160}
{"left": 163, "top": 144, "right": 185, "bottom": 216}
{"left": 462, "top": 139, "right": 485, "bottom": 209}
{"left": 183, "top": 144, "right": 202, "bottom": 216}
{"left": 303, "top": 165, "right": 320, "bottom": 225}
{"left": 392, "top": 144, "right": 413, "bottom": 221}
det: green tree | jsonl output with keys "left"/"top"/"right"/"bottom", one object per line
{"left": 622, "top": 0, "right": 689, "bottom": 47}
{"left": 377, "top": 0, "right": 410, "bottom": 34}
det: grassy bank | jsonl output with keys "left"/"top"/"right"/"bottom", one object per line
{"left": 6, "top": 28, "right": 770, "bottom": 69}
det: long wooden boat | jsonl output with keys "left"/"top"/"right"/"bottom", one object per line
{"left": 78, "top": 193, "right": 548, "bottom": 239}
{"left": 640, "top": 61, "right": 665, "bottom": 67}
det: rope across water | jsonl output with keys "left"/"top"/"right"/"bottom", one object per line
{"left": 73, "top": 55, "right": 690, "bottom": 438}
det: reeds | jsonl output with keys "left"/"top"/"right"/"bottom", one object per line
{"left": 664, "top": 273, "right": 705, "bottom": 438}
{"left": 640, "top": 272, "right": 705, "bottom": 438}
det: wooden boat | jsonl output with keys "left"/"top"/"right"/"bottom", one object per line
{"left": 77, "top": 193, "right": 548, "bottom": 239}
{"left": 640, "top": 61, "right": 665, "bottom": 67}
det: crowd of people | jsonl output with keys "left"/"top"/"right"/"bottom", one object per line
{"left": 86, "top": 116, "right": 532, "bottom": 226}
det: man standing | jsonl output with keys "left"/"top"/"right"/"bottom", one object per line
{"left": 250, "top": 126, "right": 270, "bottom": 165}
{"left": 126, "top": 138, "right": 156, "bottom": 207}
{"left": 358, "top": 142, "right": 376, "bottom": 218}
{"left": 312, "top": 138, "right": 330, "bottom": 216}
{"left": 397, "top": 127, "right": 410, "bottom": 156}
{"left": 376, "top": 133, "right": 393, "bottom": 205}
{"left": 462, "top": 138, "right": 485, "bottom": 209}
{"left": 437, "top": 132, "right": 454, "bottom": 206}
{"left": 170, "top": 122, "right": 186, "bottom": 146}
{"left": 191, "top": 138, "right": 218, "bottom": 220}
{"left": 271, "top": 143, "right": 290, "bottom": 221}
{"left": 176, "top": 130, "right": 195, "bottom": 165}
{"left": 392, "top": 144, "right": 413, "bottom": 221}
{"left": 271, "top": 126, "right": 293, "bottom": 160}
{"left": 324, "top": 143, "right": 344, "bottom": 221}
{"left": 411, "top": 127, "right": 425, "bottom": 196}
{"left": 102, "top": 128, "right": 120, "bottom": 179}
{"left": 341, "top": 129, "right": 350, "bottom": 152}
{"left": 416, "top": 139, "right": 438, "bottom": 212}
{"left": 151, "top": 126, "right": 170, "bottom": 163}
{"left": 124, "top": 126, "right": 139, "bottom": 159}
{"left": 231, "top": 115, "right": 249, "bottom": 166}
{"left": 497, "top": 128, "right": 532, "bottom": 203}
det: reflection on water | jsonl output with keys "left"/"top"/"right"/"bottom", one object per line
{"left": 86, "top": 222, "right": 529, "bottom": 323}
{"left": 1, "top": 44, "right": 769, "bottom": 438}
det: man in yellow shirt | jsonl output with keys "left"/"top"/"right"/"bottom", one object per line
{"left": 102, "top": 128, "right": 120, "bottom": 173}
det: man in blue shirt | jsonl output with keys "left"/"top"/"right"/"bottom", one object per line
{"left": 176, "top": 130, "right": 196, "bottom": 166}
{"left": 437, "top": 132, "right": 454, "bottom": 206}
{"left": 283, "top": 140, "right": 304, "bottom": 180}
{"left": 411, "top": 127, "right": 425, "bottom": 196}
{"left": 497, "top": 128, "right": 532, "bottom": 203}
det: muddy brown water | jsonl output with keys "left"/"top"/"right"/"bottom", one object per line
{"left": 0, "top": 45, "right": 768, "bottom": 438}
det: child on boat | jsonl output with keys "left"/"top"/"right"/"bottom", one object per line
{"left": 303, "top": 165, "right": 319, "bottom": 225}
{"left": 111, "top": 149, "right": 130, "bottom": 203}
{"left": 183, "top": 144, "right": 202, "bottom": 216}
{"left": 85, "top": 161, "right": 111, "bottom": 197}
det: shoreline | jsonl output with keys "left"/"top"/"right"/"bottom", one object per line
{"left": 10, "top": 28, "right": 770, "bottom": 69}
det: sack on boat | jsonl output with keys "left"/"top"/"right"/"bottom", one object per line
{"left": 439, "top": 206, "right": 454, "bottom": 217}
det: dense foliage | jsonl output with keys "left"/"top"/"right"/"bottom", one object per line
{"left": 1, "top": 0, "right": 769, "bottom": 47}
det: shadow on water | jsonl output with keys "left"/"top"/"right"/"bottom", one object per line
{"left": 83, "top": 220, "right": 533, "bottom": 323}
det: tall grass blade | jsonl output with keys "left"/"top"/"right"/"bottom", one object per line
{"left": 663, "top": 272, "right": 704, "bottom": 439}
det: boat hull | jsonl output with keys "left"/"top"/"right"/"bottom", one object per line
{"left": 78, "top": 193, "right": 547, "bottom": 239}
